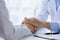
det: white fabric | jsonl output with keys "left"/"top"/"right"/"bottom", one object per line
{"left": 0, "top": 0, "right": 32, "bottom": 40}
{"left": 34, "top": 0, "right": 60, "bottom": 28}
{"left": 0, "top": 0, "right": 60, "bottom": 40}
{"left": 0, "top": 37, "right": 5, "bottom": 40}
{"left": 21, "top": 34, "right": 60, "bottom": 40}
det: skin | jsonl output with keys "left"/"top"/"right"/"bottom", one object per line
{"left": 22, "top": 17, "right": 50, "bottom": 33}
{"left": 23, "top": 23, "right": 37, "bottom": 33}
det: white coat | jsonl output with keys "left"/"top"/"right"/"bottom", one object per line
{"left": 0, "top": 0, "right": 32, "bottom": 40}
{"left": 35, "top": 0, "right": 60, "bottom": 25}
{"left": 0, "top": 0, "right": 60, "bottom": 40}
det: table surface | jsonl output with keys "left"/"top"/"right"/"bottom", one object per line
{"left": 21, "top": 34, "right": 60, "bottom": 40}
{"left": 0, "top": 28, "right": 60, "bottom": 40}
{"left": 0, "top": 34, "right": 60, "bottom": 40}
{"left": 21, "top": 28, "right": 60, "bottom": 40}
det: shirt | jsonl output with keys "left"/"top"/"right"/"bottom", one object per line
{"left": 50, "top": 0, "right": 60, "bottom": 32}
{"left": 50, "top": 23, "right": 60, "bottom": 32}
{"left": 56, "top": 0, "right": 60, "bottom": 11}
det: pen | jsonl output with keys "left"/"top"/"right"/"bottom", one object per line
{"left": 33, "top": 35, "right": 57, "bottom": 40}
{"left": 45, "top": 32, "right": 60, "bottom": 35}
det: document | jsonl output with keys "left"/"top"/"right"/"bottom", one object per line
{"left": 22, "top": 27, "right": 60, "bottom": 40}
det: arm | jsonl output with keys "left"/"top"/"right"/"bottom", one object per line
{"left": 28, "top": 19, "right": 60, "bottom": 32}
{"left": 50, "top": 23, "right": 60, "bottom": 32}
{"left": 22, "top": 17, "right": 60, "bottom": 32}
{"left": 41, "top": 22, "right": 60, "bottom": 32}
{"left": 0, "top": 0, "right": 14, "bottom": 40}
{"left": 22, "top": 0, "right": 49, "bottom": 32}
{"left": 22, "top": 18, "right": 50, "bottom": 29}
{"left": 0, "top": 0, "right": 30, "bottom": 40}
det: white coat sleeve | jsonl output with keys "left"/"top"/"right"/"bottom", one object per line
{"left": 35, "top": 0, "right": 49, "bottom": 22}
{"left": 14, "top": 25, "right": 32, "bottom": 40}
{"left": 0, "top": 0, "right": 14, "bottom": 40}
{"left": 0, "top": 0, "right": 32, "bottom": 40}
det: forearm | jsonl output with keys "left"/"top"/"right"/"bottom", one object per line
{"left": 43, "top": 22, "right": 50, "bottom": 29}
{"left": 38, "top": 22, "right": 50, "bottom": 29}
{"left": 33, "top": 18, "right": 50, "bottom": 29}
{"left": 14, "top": 25, "right": 32, "bottom": 39}
{"left": 40, "top": 22, "right": 60, "bottom": 32}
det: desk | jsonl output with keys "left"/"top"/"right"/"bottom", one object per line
{"left": 21, "top": 28, "right": 60, "bottom": 40}
{"left": 21, "top": 34, "right": 60, "bottom": 40}
{"left": 21, "top": 36, "right": 47, "bottom": 40}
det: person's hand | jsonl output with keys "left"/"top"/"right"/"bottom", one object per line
{"left": 22, "top": 17, "right": 43, "bottom": 27}
{"left": 23, "top": 23, "right": 37, "bottom": 33}
{"left": 22, "top": 17, "right": 32, "bottom": 24}
{"left": 22, "top": 17, "right": 50, "bottom": 29}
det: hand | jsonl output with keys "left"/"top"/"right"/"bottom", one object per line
{"left": 23, "top": 23, "right": 37, "bottom": 33}
{"left": 22, "top": 17, "right": 50, "bottom": 29}
{"left": 22, "top": 17, "right": 43, "bottom": 27}
{"left": 22, "top": 17, "right": 32, "bottom": 24}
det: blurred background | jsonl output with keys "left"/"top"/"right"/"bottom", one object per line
{"left": 0, "top": 0, "right": 51, "bottom": 40}
{"left": 4, "top": 0, "right": 51, "bottom": 25}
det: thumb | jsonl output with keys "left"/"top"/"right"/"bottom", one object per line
{"left": 24, "top": 17, "right": 27, "bottom": 19}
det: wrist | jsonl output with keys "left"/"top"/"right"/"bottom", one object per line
{"left": 38, "top": 21, "right": 45, "bottom": 27}
{"left": 44, "top": 22, "right": 50, "bottom": 29}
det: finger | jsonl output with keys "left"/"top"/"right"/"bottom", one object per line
{"left": 31, "top": 29, "right": 35, "bottom": 33}
{"left": 22, "top": 19, "right": 28, "bottom": 24}
{"left": 24, "top": 17, "right": 27, "bottom": 19}
{"left": 31, "top": 27, "right": 37, "bottom": 33}
{"left": 32, "top": 29, "right": 36, "bottom": 33}
{"left": 22, "top": 18, "right": 32, "bottom": 25}
{"left": 22, "top": 17, "right": 27, "bottom": 24}
{"left": 24, "top": 18, "right": 31, "bottom": 21}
